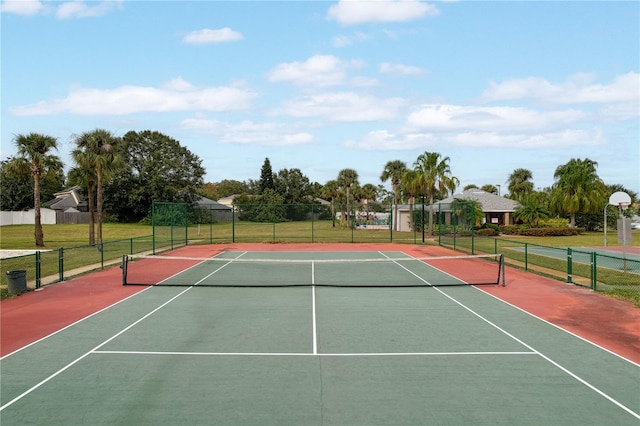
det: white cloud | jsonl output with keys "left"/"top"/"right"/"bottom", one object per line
{"left": 267, "top": 55, "right": 364, "bottom": 87}
{"left": 344, "top": 130, "right": 437, "bottom": 150}
{"left": 1, "top": 0, "right": 46, "bottom": 15}
{"left": 345, "top": 128, "right": 606, "bottom": 151}
{"left": 379, "top": 62, "right": 425, "bottom": 76}
{"left": 9, "top": 78, "right": 257, "bottom": 116}
{"left": 481, "top": 72, "right": 640, "bottom": 104}
{"left": 327, "top": 0, "right": 439, "bottom": 26}
{"left": 180, "top": 118, "right": 315, "bottom": 146}
{"left": 275, "top": 92, "right": 406, "bottom": 122}
{"left": 332, "top": 32, "right": 369, "bottom": 48}
{"left": 56, "top": 1, "right": 123, "bottom": 20}
{"left": 406, "top": 104, "right": 584, "bottom": 132}
{"left": 182, "top": 27, "right": 244, "bottom": 44}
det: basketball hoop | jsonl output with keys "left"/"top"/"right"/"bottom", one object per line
{"left": 618, "top": 202, "right": 630, "bottom": 211}
{"left": 609, "top": 191, "right": 632, "bottom": 210}
{"left": 604, "top": 191, "right": 632, "bottom": 248}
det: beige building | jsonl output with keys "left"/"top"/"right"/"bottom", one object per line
{"left": 395, "top": 189, "right": 521, "bottom": 232}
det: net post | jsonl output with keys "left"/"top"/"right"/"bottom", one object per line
{"left": 500, "top": 254, "right": 506, "bottom": 287}
{"left": 35, "top": 250, "right": 41, "bottom": 289}
{"left": 121, "top": 254, "right": 128, "bottom": 285}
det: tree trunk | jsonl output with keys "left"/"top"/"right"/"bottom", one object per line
{"left": 33, "top": 173, "right": 44, "bottom": 247}
{"left": 87, "top": 184, "right": 95, "bottom": 245}
{"left": 428, "top": 194, "right": 435, "bottom": 235}
{"left": 96, "top": 165, "right": 103, "bottom": 245}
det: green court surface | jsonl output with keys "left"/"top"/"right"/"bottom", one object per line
{"left": 1, "top": 251, "right": 639, "bottom": 425}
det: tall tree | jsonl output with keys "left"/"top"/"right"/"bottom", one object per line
{"left": 72, "top": 129, "right": 120, "bottom": 244}
{"left": 259, "top": 158, "right": 274, "bottom": 194}
{"left": 1, "top": 156, "right": 64, "bottom": 211}
{"left": 337, "top": 168, "right": 359, "bottom": 227}
{"left": 274, "top": 168, "right": 312, "bottom": 204}
{"left": 104, "top": 130, "right": 205, "bottom": 221}
{"left": 481, "top": 184, "right": 498, "bottom": 195}
{"left": 507, "top": 168, "right": 534, "bottom": 201}
{"left": 380, "top": 160, "right": 407, "bottom": 231}
{"left": 68, "top": 150, "right": 97, "bottom": 244}
{"left": 10, "top": 133, "right": 63, "bottom": 247}
{"left": 550, "top": 158, "right": 606, "bottom": 227}
{"left": 321, "top": 180, "right": 340, "bottom": 227}
{"left": 401, "top": 169, "right": 421, "bottom": 231}
{"left": 358, "top": 183, "right": 379, "bottom": 220}
{"left": 413, "top": 152, "right": 459, "bottom": 235}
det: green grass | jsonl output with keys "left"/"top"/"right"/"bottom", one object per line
{"left": 0, "top": 223, "right": 154, "bottom": 249}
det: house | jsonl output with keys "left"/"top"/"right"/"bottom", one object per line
{"left": 395, "top": 189, "right": 521, "bottom": 232}
{"left": 46, "top": 185, "right": 87, "bottom": 212}
{"left": 216, "top": 194, "right": 240, "bottom": 208}
{"left": 45, "top": 186, "right": 89, "bottom": 224}
{"left": 194, "top": 196, "right": 233, "bottom": 221}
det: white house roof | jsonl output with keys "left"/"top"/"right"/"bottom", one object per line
{"left": 195, "top": 196, "right": 231, "bottom": 210}
{"left": 435, "top": 189, "right": 520, "bottom": 212}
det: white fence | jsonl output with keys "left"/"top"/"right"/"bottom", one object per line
{"left": 0, "top": 209, "right": 57, "bottom": 226}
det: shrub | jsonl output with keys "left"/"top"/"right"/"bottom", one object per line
{"left": 475, "top": 227, "right": 498, "bottom": 236}
{"left": 539, "top": 218, "right": 569, "bottom": 227}
{"left": 521, "top": 227, "right": 583, "bottom": 236}
{"left": 500, "top": 225, "right": 528, "bottom": 235}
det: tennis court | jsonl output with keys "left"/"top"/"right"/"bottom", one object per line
{"left": 1, "top": 248, "right": 639, "bottom": 425}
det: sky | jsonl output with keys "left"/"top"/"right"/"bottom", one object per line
{"left": 2, "top": 0, "right": 639, "bottom": 197}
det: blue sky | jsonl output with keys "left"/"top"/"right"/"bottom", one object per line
{"left": 2, "top": 0, "right": 639, "bottom": 196}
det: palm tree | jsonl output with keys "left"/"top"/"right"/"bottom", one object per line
{"left": 10, "top": 133, "right": 63, "bottom": 247}
{"left": 358, "top": 183, "right": 379, "bottom": 223}
{"left": 380, "top": 160, "right": 407, "bottom": 231}
{"left": 321, "top": 180, "right": 340, "bottom": 227}
{"left": 514, "top": 195, "right": 550, "bottom": 227}
{"left": 337, "top": 168, "right": 359, "bottom": 227}
{"left": 401, "top": 169, "right": 421, "bottom": 231}
{"left": 507, "top": 168, "right": 534, "bottom": 201}
{"left": 69, "top": 150, "right": 97, "bottom": 244}
{"left": 550, "top": 158, "right": 606, "bottom": 227}
{"left": 413, "top": 152, "right": 459, "bottom": 235}
{"left": 73, "top": 129, "right": 120, "bottom": 245}
{"left": 480, "top": 184, "right": 498, "bottom": 195}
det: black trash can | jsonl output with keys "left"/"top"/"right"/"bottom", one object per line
{"left": 6, "top": 270, "right": 27, "bottom": 295}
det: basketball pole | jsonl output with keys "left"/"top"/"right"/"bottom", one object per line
{"left": 603, "top": 205, "right": 607, "bottom": 247}
{"left": 619, "top": 202, "right": 628, "bottom": 272}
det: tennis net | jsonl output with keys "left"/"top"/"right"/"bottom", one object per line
{"left": 121, "top": 253, "right": 505, "bottom": 288}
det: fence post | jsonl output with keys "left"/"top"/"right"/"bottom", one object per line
{"left": 59, "top": 247, "right": 64, "bottom": 282}
{"left": 471, "top": 232, "right": 475, "bottom": 254}
{"left": 591, "top": 252, "right": 597, "bottom": 289}
{"left": 567, "top": 247, "right": 573, "bottom": 283}
{"left": 35, "top": 250, "right": 41, "bottom": 289}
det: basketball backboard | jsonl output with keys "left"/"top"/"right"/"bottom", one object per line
{"left": 609, "top": 191, "right": 631, "bottom": 208}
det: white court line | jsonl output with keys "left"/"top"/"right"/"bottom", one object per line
{"left": 388, "top": 251, "right": 640, "bottom": 421}
{"left": 311, "top": 261, "right": 318, "bottom": 355}
{"left": 92, "top": 350, "right": 536, "bottom": 357}
{"left": 0, "top": 286, "right": 193, "bottom": 412}
{"left": 0, "top": 251, "right": 248, "bottom": 412}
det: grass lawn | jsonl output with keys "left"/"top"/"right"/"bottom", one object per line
{"left": 0, "top": 223, "right": 637, "bottom": 250}
{"left": 0, "top": 223, "right": 154, "bottom": 250}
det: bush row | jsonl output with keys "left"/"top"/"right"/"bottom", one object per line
{"left": 498, "top": 225, "right": 583, "bottom": 236}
